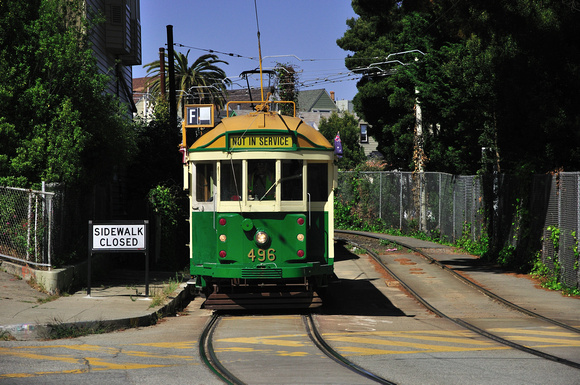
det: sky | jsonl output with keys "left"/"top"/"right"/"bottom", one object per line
{"left": 135, "top": 0, "right": 361, "bottom": 101}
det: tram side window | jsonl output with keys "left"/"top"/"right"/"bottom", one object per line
{"left": 220, "top": 160, "right": 242, "bottom": 201}
{"left": 248, "top": 159, "right": 275, "bottom": 200}
{"left": 281, "top": 160, "right": 303, "bottom": 201}
{"left": 307, "top": 163, "right": 328, "bottom": 201}
{"left": 196, "top": 163, "right": 214, "bottom": 202}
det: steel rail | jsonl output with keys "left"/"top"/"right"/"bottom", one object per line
{"left": 336, "top": 232, "right": 580, "bottom": 371}
{"left": 199, "top": 313, "right": 246, "bottom": 385}
{"left": 337, "top": 229, "right": 580, "bottom": 335}
{"left": 303, "top": 313, "right": 397, "bottom": 385}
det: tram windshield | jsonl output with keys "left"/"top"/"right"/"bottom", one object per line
{"left": 248, "top": 159, "right": 275, "bottom": 200}
{"left": 216, "top": 159, "right": 327, "bottom": 203}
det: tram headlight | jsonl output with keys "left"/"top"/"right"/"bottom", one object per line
{"left": 297, "top": 233, "right": 304, "bottom": 242}
{"left": 255, "top": 231, "right": 269, "bottom": 246}
{"left": 219, "top": 234, "right": 226, "bottom": 242}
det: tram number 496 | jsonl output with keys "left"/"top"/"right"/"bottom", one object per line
{"left": 248, "top": 248, "right": 276, "bottom": 262}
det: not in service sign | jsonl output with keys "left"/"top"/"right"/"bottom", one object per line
{"left": 90, "top": 220, "right": 147, "bottom": 251}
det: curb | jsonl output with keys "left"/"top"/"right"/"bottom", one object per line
{"left": 0, "top": 284, "right": 196, "bottom": 341}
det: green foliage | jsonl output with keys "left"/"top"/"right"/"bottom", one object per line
{"left": 546, "top": 225, "right": 560, "bottom": 254}
{"left": 319, "top": 112, "right": 366, "bottom": 170}
{"left": 455, "top": 222, "right": 489, "bottom": 257}
{"left": 0, "top": 0, "right": 136, "bottom": 188}
{"left": 147, "top": 183, "right": 187, "bottom": 269}
{"left": 573, "top": 231, "right": 579, "bottom": 271}
{"left": 149, "top": 273, "right": 182, "bottom": 308}
{"left": 529, "top": 226, "right": 579, "bottom": 296}
{"left": 148, "top": 185, "right": 182, "bottom": 228}
{"left": 334, "top": 173, "right": 384, "bottom": 232}
{"left": 339, "top": 0, "right": 580, "bottom": 174}
{"left": 531, "top": 252, "right": 580, "bottom": 297}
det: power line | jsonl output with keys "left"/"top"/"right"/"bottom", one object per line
{"left": 175, "top": 43, "right": 257, "bottom": 60}
{"left": 173, "top": 42, "right": 385, "bottom": 64}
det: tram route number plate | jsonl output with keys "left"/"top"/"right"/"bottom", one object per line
{"left": 229, "top": 135, "right": 292, "bottom": 149}
{"left": 248, "top": 248, "right": 276, "bottom": 262}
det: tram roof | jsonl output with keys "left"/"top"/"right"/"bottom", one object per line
{"left": 189, "top": 112, "right": 334, "bottom": 152}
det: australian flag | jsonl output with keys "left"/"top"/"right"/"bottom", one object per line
{"left": 334, "top": 132, "right": 343, "bottom": 158}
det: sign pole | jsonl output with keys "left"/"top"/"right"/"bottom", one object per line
{"left": 145, "top": 220, "right": 149, "bottom": 297}
{"left": 87, "top": 220, "right": 92, "bottom": 297}
{"left": 88, "top": 220, "right": 149, "bottom": 298}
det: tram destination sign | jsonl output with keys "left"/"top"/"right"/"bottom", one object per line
{"left": 184, "top": 104, "right": 214, "bottom": 128}
{"left": 90, "top": 220, "right": 147, "bottom": 251}
{"left": 229, "top": 134, "right": 292, "bottom": 149}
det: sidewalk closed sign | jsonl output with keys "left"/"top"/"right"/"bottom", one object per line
{"left": 89, "top": 220, "right": 147, "bottom": 251}
{"left": 87, "top": 220, "right": 150, "bottom": 297}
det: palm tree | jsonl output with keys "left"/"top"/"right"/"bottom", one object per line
{"left": 144, "top": 50, "right": 231, "bottom": 111}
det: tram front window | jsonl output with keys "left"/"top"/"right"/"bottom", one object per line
{"left": 248, "top": 159, "right": 275, "bottom": 200}
{"left": 281, "top": 160, "right": 303, "bottom": 201}
{"left": 220, "top": 160, "right": 242, "bottom": 201}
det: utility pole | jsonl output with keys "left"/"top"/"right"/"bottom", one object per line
{"left": 159, "top": 47, "right": 165, "bottom": 97}
{"left": 167, "top": 25, "right": 177, "bottom": 129}
{"left": 413, "top": 88, "right": 427, "bottom": 232}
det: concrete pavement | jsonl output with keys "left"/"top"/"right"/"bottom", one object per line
{"left": 337, "top": 230, "right": 580, "bottom": 328}
{"left": 0, "top": 263, "right": 193, "bottom": 341}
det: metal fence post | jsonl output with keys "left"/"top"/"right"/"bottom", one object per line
{"left": 47, "top": 192, "right": 53, "bottom": 269}
{"left": 27, "top": 193, "right": 32, "bottom": 261}
{"left": 379, "top": 172, "right": 382, "bottom": 220}
{"left": 399, "top": 172, "right": 403, "bottom": 229}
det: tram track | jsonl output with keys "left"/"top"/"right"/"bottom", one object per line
{"left": 303, "top": 313, "right": 396, "bottom": 385}
{"left": 199, "top": 312, "right": 396, "bottom": 384}
{"left": 199, "top": 313, "right": 245, "bottom": 385}
{"left": 338, "top": 230, "right": 580, "bottom": 335}
{"left": 335, "top": 230, "right": 580, "bottom": 371}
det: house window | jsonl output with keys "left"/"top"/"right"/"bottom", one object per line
{"left": 360, "top": 124, "right": 368, "bottom": 143}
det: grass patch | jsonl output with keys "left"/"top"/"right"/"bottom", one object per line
{"left": 45, "top": 320, "right": 113, "bottom": 340}
{"left": 379, "top": 239, "right": 399, "bottom": 250}
{"left": 148, "top": 274, "right": 182, "bottom": 308}
{"left": 0, "top": 330, "right": 15, "bottom": 341}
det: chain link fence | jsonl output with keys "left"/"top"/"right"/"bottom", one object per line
{"left": 337, "top": 171, "right": 484, "bottom": 241}
{"left": 337, "top": 171, "right": 579, "bottom": 288}
{"left": 0, "top": 186, "right": 55, "bottom": 269}
{"left": 542, "top": 172, "right": 580, "bottom": 288}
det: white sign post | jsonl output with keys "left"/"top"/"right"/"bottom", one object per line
{"left": 88, "top": 220, "right": 149, "bottom": 297}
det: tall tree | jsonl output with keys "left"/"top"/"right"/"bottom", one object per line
{"left": 339, "top": 0, "right": 580, "bottom": 174}
{"left": 144, "top": 51, "right": 231, "bottom": 111}
{"left": 319, "top": 112, "right": 366, "bottom": 170}
{"left": 0, "top": 0, "right": 135, "bottom": 188}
